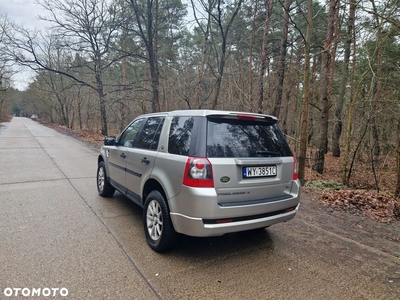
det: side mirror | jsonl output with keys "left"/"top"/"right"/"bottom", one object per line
{"left": 104, "top": 136, "right": 116, "bottom": 146}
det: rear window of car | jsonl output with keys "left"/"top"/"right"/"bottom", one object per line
{"left": 206, "top": 117, "right": 292, "bottom": 158}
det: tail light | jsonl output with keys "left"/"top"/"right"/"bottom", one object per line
{"left": 293, "top": 156, "right": 298, "bottom": 180}
{"left": 183, "top": 157, "right": 214, "bottom": 187}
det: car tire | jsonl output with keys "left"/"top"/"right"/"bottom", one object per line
{"left": 97, "top": 161, "right": 115, "bottom": 197}
{"left": 143, "top": 190, "right": 177, "bottom": 252}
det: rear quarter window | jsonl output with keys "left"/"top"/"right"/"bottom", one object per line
{"left": 206, "top": 118, "right": 292, "bottom": 158}
{"left": 168, "top": 117, "right": 195, "bottom": 156}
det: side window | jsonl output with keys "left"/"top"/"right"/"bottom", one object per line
{"left": 168, "top": 117, "right": 194, "bottom": 156}
{"left": 149, "top": 118, "right": 165, "bottom": 150}
{"left": 136, "top": 117, "right": 165, "bottom": 150}
{"left": 119, "top": 118, "right": 145, "bottom": 147}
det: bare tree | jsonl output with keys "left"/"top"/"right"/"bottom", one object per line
{"left": 0, "top": 16, "right": 17, "bottom": 93}
{"left": 128, "top": 0, "right": 161, "bottom": 112}
{"left": 1, "top": 0, "right": 124, "bottom": 135}
{"left": 207, "top": 0, "right": 243, "bottom": 110}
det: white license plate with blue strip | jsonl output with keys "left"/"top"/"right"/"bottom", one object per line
{"left": 243, "top": 166, "right": 277, "bottom": 178}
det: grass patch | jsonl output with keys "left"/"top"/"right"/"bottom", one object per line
{"left": 305, "top": 180, "right": 346, "bottom": 191}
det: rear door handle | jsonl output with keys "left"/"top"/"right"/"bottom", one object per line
{"left": 120, "top": 153, "right": 126, "bottom": 158}
{"left": 141, "top": 157, "right": 150, "bottom": 165}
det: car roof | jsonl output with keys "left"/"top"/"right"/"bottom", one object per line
{"left": 137, "top": 110, "right": 278, "bottom": 121}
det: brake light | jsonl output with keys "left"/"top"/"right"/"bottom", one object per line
{"left": 183, "top": 157, "right": 214, "bottom": 187}
{"left": 293, "top": 156, "right": 298, "bottom": 180}
{"left": 236, "top": 114, "right": 258, "bottom": 120}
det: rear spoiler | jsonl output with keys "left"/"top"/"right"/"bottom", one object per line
{"left": 211, "top": 113, "right": 278, "bottom": 124}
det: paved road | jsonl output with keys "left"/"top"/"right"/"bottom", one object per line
{"left": 1, "top": 117, "right": 399, "bottom": 299}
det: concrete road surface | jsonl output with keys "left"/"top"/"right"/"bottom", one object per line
{"left": 1, "top": 117, "right": 399, "bottom": 299}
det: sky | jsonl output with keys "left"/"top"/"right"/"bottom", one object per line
{"left": 1, "top": 0, "right": 48, "bottom": 90}
{"left": 2, "top": 0, "right": 46, "bottom": 30}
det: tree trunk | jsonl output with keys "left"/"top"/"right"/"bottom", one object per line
{"left": 370, "top": 0, "right": 383, "bottom": 157}
{"left": 77, "top": 88, "right": 83, "bottom": 130}
{"left": 120, "top": 26, "right": 128, "bottom": 131}
{"left": 342, "top": 22, "right": 358, "bottom": 185}
{"left": 94, "top": 57, "right": 108, "bottom": 135}
{"left": 248, "top": 0, "right": 258, "bottom": 110}
{"left": 273, "top": 0, "right": 291, "bottom": 118}
{"left": 151, "top": 0, "right": 160, "bottom": 112}
{"left": 98, "top": 89, "right": 108, "bottom": 136}
{"left": 149, "top": 58, "right": 160, "bottom": 112}
{"left": 313, "top": 0, "right": 338, "bottom": 174}
{"left": 396, "top": 120, "right": 400, "bottom": 197}
{"left": 342, "top": 69, "right": 371, "bottom": 185}
{"left": 257, "top": 0, "right": 275, "bottom": 113}
{"left": 281, "top": 43, "right": 294, "bottom": 134}
{"left": 332, "top": 0, "right": 356, "bottom": 157}
{"left": 298, "top": 0, "right": 312, "bottom": 185}
{"left": 292, "top": 37, "right": 303, "bottom": 150}
{"left": 129, "top": 0, "right": 160, "bottom": 113}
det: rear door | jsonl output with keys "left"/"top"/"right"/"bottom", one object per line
{"left": 205, "top": 116, "right": 295, "bottom": 206}
{"left": 125, "top": 116, "right": 165, "bottom": 205}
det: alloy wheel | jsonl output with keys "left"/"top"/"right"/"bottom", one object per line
{"left": 98, "top": 166, "right": 105, "bottom": 192}
{"left": 146, "top": 200, "right": 163, "bottom": 241}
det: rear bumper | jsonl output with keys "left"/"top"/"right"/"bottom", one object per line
{"left": 170, "top": 204, "right": 299, "bottom": 237}
{"left": 168, "top": 180, "right": 301, "bottom": 237}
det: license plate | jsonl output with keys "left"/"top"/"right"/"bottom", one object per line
{"left": 243, "top": 166, "right": 277, "bottom": 178}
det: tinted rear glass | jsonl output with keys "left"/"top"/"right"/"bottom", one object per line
{"left": 206, "top": 118, "right": 292, "bottom": 158}
{"left": 168, "top": 117, "right": 195, "bottom": 156}
{"left": 136, "top": 117, "right": 164, "bottom": 150}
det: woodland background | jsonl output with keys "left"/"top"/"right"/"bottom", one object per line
{"left": 0, "top": 0, "right": 399, "bottom": 199}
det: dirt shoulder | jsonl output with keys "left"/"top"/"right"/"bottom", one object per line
{"left": 300, "top": 187, "right": 400, "bottom": 259}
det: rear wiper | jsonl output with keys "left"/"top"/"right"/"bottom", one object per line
{"left": 256, "top": 150, "right": 280, "bottom": 156}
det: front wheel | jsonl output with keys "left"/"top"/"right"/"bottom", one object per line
{"left": 97, "top": 161, "right": 115, "bottom": 197}
{"left": 143, "top": 191, "right": 177, "bottom": 252}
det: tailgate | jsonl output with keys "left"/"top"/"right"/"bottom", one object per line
{"left": 210, "top": 157, "right": 294, "bottom": 206}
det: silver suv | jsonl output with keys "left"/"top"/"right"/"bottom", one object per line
{"left": 97, "top": 110, "right": 300, "bottom": 252}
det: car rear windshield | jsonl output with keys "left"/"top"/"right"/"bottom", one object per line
{"left": 206, "top": 117, "right": 292, "bottom": 158}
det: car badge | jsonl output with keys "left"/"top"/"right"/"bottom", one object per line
{"left": 220, "top": 176, "right": 230, "bottom": 183}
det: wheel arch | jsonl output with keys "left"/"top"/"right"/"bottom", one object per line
{"left": 97, "top": 154, "right": 112, "bottom": 184}
{"left": 143, "top": 179, "right": 168, "bottom": 207}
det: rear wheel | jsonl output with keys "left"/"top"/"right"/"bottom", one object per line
{"left": 143, "top": 190, "right": 177, "bottom": 252}
{"left": 97, "top": 161, "right": 115, "bottom": 197}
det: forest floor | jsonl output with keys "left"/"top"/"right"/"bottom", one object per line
{"left": 43, "top": 122, "right": 400, "bottom": 258}
{"left": 304, "top": 151, "right": 400, "bottom": 224}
